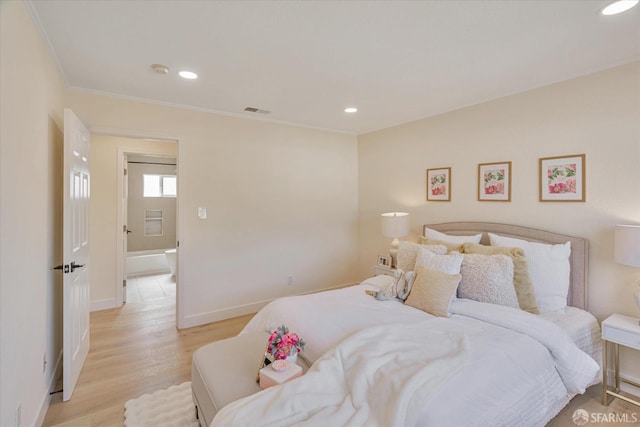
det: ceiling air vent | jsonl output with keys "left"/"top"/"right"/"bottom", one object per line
{"left": 244, "top": 106, "right": 271, "bottom": 115}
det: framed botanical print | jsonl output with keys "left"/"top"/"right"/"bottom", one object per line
{"left": 478, "top": 161, "right": 511, "bottom": 202}
{"left": 426, "top": 167, "right": 451, "bottom": 201}
{"left": 539, "top": 154, "right": 585, "bottom": 202}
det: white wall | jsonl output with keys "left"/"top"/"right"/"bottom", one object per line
{"left": 0, "top": 1, "right": 65, "bottom": 425}
{"left": 358, "top": 61, "right": 640, "bottom": 384}
{"left": 89, "top": 135, "right": 177, "bottom": 309}
{"left": 66, "top": 91, "right": 360, "bottom": 327}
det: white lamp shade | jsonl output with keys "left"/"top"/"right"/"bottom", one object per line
{"left": 381, "top": 212, "right": 409, "bottom": 238}
{"left": 614, "top": 225, "right": 640, "bottom": 267}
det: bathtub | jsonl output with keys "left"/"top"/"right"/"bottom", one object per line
{"left": 126, "top": 249, "right": 173, "bottom": 277}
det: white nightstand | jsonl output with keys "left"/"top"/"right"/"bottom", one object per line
{"left": 373, "top": 265, "right": 396, "bottom": 277}
{"left": 601, "top": 313, "right": 640, "bottom": 407}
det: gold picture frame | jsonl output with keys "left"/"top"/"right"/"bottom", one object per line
{"left": 426, "top": 167, "right": 451, "bottom": 201}
{"left": 478, "top": 161, "right": 511, "bottom": 202}
{"left": 539, "top": 154, "right": 586, "bottom": 202}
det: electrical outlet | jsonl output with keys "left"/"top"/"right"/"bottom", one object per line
{"left": 287, "top": 275, "right": 293, "bottom": 286}
{"left": 15, "top": 402, "right": 21, "bottom": 427}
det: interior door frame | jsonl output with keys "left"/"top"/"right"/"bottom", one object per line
{"left": 83, "top": 127, "right": 181, "bottom": 324}
{"left": 116, "top": 144, "right": 179, "bottom": 307}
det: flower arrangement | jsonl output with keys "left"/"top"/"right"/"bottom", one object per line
{"left": 268, "top": 325, "right": 305, "bottom": 360}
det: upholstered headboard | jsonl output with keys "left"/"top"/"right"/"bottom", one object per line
{"left": 424, "top": 222, "right": 589, "bottom": 310}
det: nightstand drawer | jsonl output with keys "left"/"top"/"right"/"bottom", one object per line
{"left": 603, "top": 325, "right": 640, "bottom": 350}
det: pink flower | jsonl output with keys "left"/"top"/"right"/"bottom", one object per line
{"left": 267, "top": 325, "right": 305, "bottom": 360}
{"left": 549, "top": 183, "right": 565, "bottom": 193}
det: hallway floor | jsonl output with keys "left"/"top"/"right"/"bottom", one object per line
{"left": 126, "top": 273, "right": 175, "bottom": 303}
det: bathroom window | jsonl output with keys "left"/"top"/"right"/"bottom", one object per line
{"left": 143, "top": 174, "right": 177, "bottom": 197}
{"left": 144, "top": 210, "right": 163, "bottom": 236}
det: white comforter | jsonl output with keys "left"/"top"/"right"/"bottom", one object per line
{"left": 223, "top": 284, "right": 599, "bottom": 427}
{"left": 213, "top": 320, "right": 469, "bottom": 427}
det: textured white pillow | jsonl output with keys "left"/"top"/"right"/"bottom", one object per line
{"left": 396, "top": 241, "right": 447, "bottom": 272}
{"left": 424, "top": 228, "right": 482, "bottom": 244}
{"left": 458, "top": 253, "right": 519, "bottom": 308}
{"left": 489, "top": 233, "right": 571, "bottom": 311}
{"left": 414, "top": 247, "right": 464, "bottom": 274}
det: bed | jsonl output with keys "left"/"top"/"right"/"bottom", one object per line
{"left": 210, "top": 222, "right": 602, "bottom": 427}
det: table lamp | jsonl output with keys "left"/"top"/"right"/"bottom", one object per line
{"left": 381, "top": 212, "right": 409, "bottom": 268}
{"left": 614, "top": 224, "right": 640, "bottom": 322}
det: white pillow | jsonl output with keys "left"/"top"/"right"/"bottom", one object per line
{"left": 425, "top": 227, "right": 482, "bottom": 244}
{"left": 458, "top": 253, "right": 519, "bottom": 308}
{"left": 489, "top": 233, "right": 571, "bottom": 311}
{"left": 397, "top": 241, "right": 447, "bottom": 272}
{"left": 414, "top": 247, "right": 464, "bottom": 274}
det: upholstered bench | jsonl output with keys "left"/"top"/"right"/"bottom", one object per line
{"left": 191, "top": 332, "right": 269, "bottom": 427}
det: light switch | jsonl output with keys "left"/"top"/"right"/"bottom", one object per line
{"left": 198, "top": 207, "right": 207, "bottom": 220}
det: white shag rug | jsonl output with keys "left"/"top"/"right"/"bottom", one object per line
{"left": 124, "top": 381, "right": 199, "bottom": 427}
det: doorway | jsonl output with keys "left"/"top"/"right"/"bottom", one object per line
{"left": 110, "top": 137, "right": 178, "bottom": 316}
{"left": 124, "top": 154, "right": 177, "bottom": 304}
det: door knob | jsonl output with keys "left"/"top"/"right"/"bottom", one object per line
{"left": 126, "top": 229, "right": 132, "bottom": 234}
{"left": 70, "top": 261, "right": 85, "bottom": 272}
{"left": 53, "top": 264, "right": 70, "bottom": 273}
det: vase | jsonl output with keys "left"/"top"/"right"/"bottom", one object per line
{"left": 285, "top": 349, "right": 298, "bottom": 364}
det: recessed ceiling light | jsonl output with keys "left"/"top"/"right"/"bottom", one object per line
{"left": 344, "top": 107, "right": 358, "bottom": 113}
{"left": 178, "top": 70, "right": 198, "bottom": 80}
{"left": 600, "top": 0, "right": 638, "bottom": 15}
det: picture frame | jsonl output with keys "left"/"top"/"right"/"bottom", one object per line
{"left": 377, "top": 255, "right": 391, "bottom": 267}
{"left": 478, "top": 161, "right": 511, "bottom": 202}
{"left": 539, "top": 154, "right": 585, "bottom": 202}
{"left": 426, "top": 167, "right": 451, "bottom": 201}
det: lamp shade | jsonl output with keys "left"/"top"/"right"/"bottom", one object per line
{"left": 381, "top": 212, "right": 409, "bottom": 238}
{"left": 614, "top": 225, "right": 640, "bottom": 267}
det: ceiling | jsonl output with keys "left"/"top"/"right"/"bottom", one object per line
{"left": 27, "top": 0, "right": 640, "bottom": 135}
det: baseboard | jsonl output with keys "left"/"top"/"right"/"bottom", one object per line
{"left": 179, "top": 299, "right": 271, "bottom": 329}
{"left": 90, "top": 297, "right": 119, "bottom": 312}
{"left": 178, "top": 282, "right": 360, "bottom": 329}
{"left": 35, "top": 350, "right": 63, "bottom": 426}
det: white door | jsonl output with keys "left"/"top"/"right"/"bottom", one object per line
{"left": 62, "top": 109, "right": 91, "bottom": 401}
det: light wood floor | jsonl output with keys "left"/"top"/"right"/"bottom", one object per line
{"left": 43, "top": 293, "right": 252, "bottom": 426}
{"left": 44, "top": 289, "right": 637, "bottom": 427}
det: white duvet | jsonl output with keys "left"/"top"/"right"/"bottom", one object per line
{"left": 213, "top": 320, "right": 469, "bottom": 427}
{"left": 218, "top": 284, "right": 599, "bottom": 427}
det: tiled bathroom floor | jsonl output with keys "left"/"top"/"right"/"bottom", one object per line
{"left": 126, "top": 273, "right": 175, "bottom": 303}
